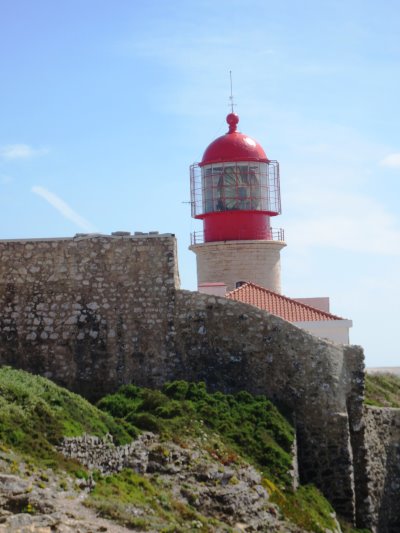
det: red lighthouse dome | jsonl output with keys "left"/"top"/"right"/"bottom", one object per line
{"left": 190, "top": 113, "right": 282, "bottom": 243}
{"left": 201, "top": 113, "right": 269, "bottom": 165}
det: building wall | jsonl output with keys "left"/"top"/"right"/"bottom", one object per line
{"left": 294, "top": 319, "right": 352, "bottom": 344}
{"left": 190, "top": 240, "right": 286, "bottom": 293}
{"left": 0, "top": 233, "right": 395, "bottom": 529}
{"left": 294, "top": 297, "right": 330, "bottom": 312}
{"left": 198, "top": 282, "right": 227, "bottom": 297}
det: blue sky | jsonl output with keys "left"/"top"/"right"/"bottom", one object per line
{"left": 1, "top": 0, "right": 399, "bottom": 367}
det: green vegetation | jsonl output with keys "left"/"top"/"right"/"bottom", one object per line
{"left": 268, "top": 482, "right": 339, "bottom": 533}
{"left": 0, "top": 366, "right": 132, "bottom": 466}
{"left": 98, "top": 380, "right": 294, "bottom": 487}
{"left": 97, "top": 381, "right": 347, "bottom": 531}
{"left": 365, "top": 372, "right": 400, "bottom": 408}
{"left": 339, "top": 521, "right": 371, "bottom": 533}
{"left": 0, "top": 368, "right": 359, "bottom": 532}
{"left": 85, "top": 469, "right": 229, "bottom": 532}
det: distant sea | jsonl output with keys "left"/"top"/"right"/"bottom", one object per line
{"left": 367, "top": 367, "right": 400, "bottom": 376}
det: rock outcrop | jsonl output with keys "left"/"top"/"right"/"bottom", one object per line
{"left": 58, "top": 433, "right": 339, "bottom": 532}
{"left": 0, "top": 454, "right": 128, "bottom": 532}
{"left": 0, "top": 435, "right": 335, "bottom": 532}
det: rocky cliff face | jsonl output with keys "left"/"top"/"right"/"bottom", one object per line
{"left": 59, "top": 433, "right": 308, "bottom": 532}
{"left": 0, "top": 434, "right": 332, "bottom": 533}
{"left": 0, "top": 449, "right": 128, "bottom": 533}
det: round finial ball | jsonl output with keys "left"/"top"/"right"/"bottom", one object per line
{"left": 226, "top": 113, "right": 239, "bottom": 126}
{"left": 226, "top": 113, "right": 239, "bottom": 133}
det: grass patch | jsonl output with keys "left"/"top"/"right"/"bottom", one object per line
{"left": 85, "top": 468, "right": 227, "bottom": 531}
{"left": 365, "top": 373, "right": 400, "bottom": 408}
{"left": 0, "top": 366, "right": 133, "bottom": 467}
{"left": 269, "top": 483, "right": 339, "bottom": 533}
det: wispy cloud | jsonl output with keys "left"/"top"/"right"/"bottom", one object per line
{"left": 32, "top": 186, "right": 98, "bottom": 232}
{"left": 0, "top": 144, "right": 49, "bottom": 160}
{"left": 380, "top": 153, "right": 400, "bottom": 168}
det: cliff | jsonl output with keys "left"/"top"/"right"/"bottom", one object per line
{"left": 0, "top": 367, "right": 341, "bottom": 532}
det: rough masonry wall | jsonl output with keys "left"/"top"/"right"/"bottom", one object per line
{"left": 0, "top": 234, "right": 180, "bottom": 398}
{"left": 352, "top": 406, "right": 400, "bottom": 532}
{"left": 171, "top": 290, "right": 364, "bottom": 521}
{"left": 0, "top": 233, "right": 372, "bottom": 525}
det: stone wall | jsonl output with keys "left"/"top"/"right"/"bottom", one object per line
{"left": 0, "top": 232, "right": 392, "bottom": 529}
{"left": 171, "top": 290, "right": 364, "bottom": 522}
{"left": 0, "top": 233, "right": 180, "bottom": 398}
{"left": 59, "top": 432, "right": 157, "bottom": 475}
{"left": 352, "top": 406, "right": 400, "bottom": 532}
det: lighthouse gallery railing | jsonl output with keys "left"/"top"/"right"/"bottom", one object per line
{"left": 190, "top": 228, "right": 285, "bottom": 246}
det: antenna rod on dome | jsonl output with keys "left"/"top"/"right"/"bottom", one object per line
{"left": 229, "top": 70, "right": 235, "bottom": 113}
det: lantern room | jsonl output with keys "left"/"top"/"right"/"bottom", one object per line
{"left": 190, "top": 113, "right": 283, "bottom": 243}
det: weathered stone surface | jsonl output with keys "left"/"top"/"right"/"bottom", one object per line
{"left": 0, "top": 234, "right": 180, "bottom": 399}
{"left": 0, "top": 451, "right": 129, "bottom": 533}
{"left": 0, "top": 437, "right": 316, "bottom": 533}
{"left": 59, "top": 432, "right": 157, "bottom": 474}
{"left": 352, "top": 405, "right": 400, "bottom": 533}
{"left": 58, "top": 433, "right": 317, "bottom": 532}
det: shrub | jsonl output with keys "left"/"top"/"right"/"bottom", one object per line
{"left": 128, "top": 412, "right": 163, "bottom": 433}
{"left": 99, "top": 380, "right": 294, "bottom": 487}
{"left": 162, "top": 380, "right": 190, "bottom": 400}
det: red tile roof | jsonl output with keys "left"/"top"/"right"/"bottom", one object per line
{"left": 226, "top": 282, "right": 344, "bottom": 322}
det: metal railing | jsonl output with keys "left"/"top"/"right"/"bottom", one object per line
{"left": 190, "top": 228, "right": 285, "bottom": 246}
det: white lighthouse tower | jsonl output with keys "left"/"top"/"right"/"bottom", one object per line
{"left": 189, "top": 112, "right": 286, "bottom": 293}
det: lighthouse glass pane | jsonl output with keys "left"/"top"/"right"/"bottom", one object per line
{"left": 203, "top": 167, "right": 214, "bottom": 213}
{"left": 201, "top": 162, "right": 272, "bottom": 212}
{"left": 199, "top": 161, "right": 279, "bottom": 215}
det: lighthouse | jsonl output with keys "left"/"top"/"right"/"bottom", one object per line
{"left": 190, "top": 112, "right": 286, "bottom": 293}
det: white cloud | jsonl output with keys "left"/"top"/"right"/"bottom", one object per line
{"left": 0, "top": 144, "right": 49, "bottom": 160}
{"left": 32, "top": 186, "right": 98, "bottom": 232}
{"left": 380, "top": 153, "right": 400, "bottom": 168}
